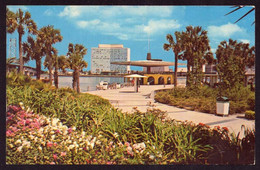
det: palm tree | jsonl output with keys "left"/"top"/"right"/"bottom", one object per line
{"left": 53, "top": 54, "right": 68, "bottom": 88}
{"left": 38, "top": 25, "right": 63, "bottom": 85}
{"left": 163, "top": 31, "right": 182, "bottom": 87}
{"left": 6, "top": 8, "right": 37, "bottom": 74}
{"left": 180, "top": 26, "right": 211, "bottom": 87}
{"left": 67, "top": 43, "right": 88, "bottom": 93}
{"left": 22, "top": 36, "right": 45, "bottom": 80}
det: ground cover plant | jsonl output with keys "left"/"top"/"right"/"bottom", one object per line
{"left": 6, "top": 73, "right": 255, "bottom": 164}
{"left": 154, "top": 85, "right": 255, "bottom": 115}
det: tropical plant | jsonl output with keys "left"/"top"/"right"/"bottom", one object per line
{"left": 38, "top": 25, "right": 63, "bottom": 85}
{"left": 163, "top": 32, "right": 183, "bottom": 87}
{"left": 6, "top": 57, "right": 19, "bottom": 73}
{"left": 215, "top": 39, "right": 255, "bottom": 90}
{"left": 225, "top": 5, "right": 255, "bottom": 25}
{"left": 53, "top": 55, "right": 68, "bottom": 88}
{"left": 180, "top": 26, "right": 213, "bottom": 88}
{"left": 6, "top": 8, "right": 37, "bottom": 74}
{"left": 22, "top": 36, "right": 45, "bottom": 80}
{"left": 67, "top": 43, "right": 88, "bottom": 93}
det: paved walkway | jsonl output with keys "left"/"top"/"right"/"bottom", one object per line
{"left": 86, "top": 85, "right": 255, "bottom": 136}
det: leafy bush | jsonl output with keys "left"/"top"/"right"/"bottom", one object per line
{"left": 245, "top": 110, "right": 255, "bottom": 120}
{"left": 155, "top": 85, "right": 254, "bottom": 115}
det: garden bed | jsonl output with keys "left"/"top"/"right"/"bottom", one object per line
{"left": 6, "top": 74, "right": 255, "bottom": 164}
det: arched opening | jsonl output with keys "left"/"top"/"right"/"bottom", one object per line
{"left": 147, "top": 76, "right": 155, "bottom": 85}
{"left": 158, "top": 76, "right": 165, "bottom": 85}
{"left": 167, "top": 77, "right": 171, "bottom": 84}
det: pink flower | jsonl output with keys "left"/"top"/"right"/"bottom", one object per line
{"left": 25, "top": 119, "right": 31, "bottom": 125}
{"left": 50, "top": 162, "right": 55, "bottom": 165}
{"left": 106, "top": 161, "right": 112, "bottom": 165}
{"left": 55, "top": 130, "right": 61, "bottom": 134}
{"left": 18, "top": 120, "right": 25, "bottom": 126}
{"left": 47, "top": 142, "right": 53, "bottom": 147}
{"left": 125, "top": 142, "right": 130, "bottom": 147}
{"left": 68, "top": 128, "right": 72, "bottom": 134}
{"left": 60, "top": 152, "right": 66, "bottom": 157}
{"left": 53, "top": 154, "right": 58, "bottom": 161}
{"left": 6, "top": 130, "right": 15, "bottom": 137}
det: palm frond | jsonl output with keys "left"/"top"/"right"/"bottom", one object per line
{"left": 234, "top": 8, "right": 255, "bottom": 23}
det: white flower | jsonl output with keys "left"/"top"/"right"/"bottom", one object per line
{"left": 81, "top": 131, "right": 85, "bottom": 136}
{"left": 19, "top": 102, "right": 24, "bottom": 106}
{"left": 51, "top": 135, "right": 55, "bottom": 140}
{"left": 51, "top": 118, "right": 59, "bottom": 127}
{"left": 15, "top": 139, "right": 22, "bottom": 145}
{"left": 22, "top": 140, "right": 31, "bottom": 148}
{"left": 68, "top": 144, "right": 75, "bottom": 150}
{"left": 89, "top": 141, "right": 95, "bottom": 149}
{"left": 126, "top": 146, "right": 132, "bottom": 152}
{"left": 38, "top": 128, "right": 44, "bottom": 134}
{"left": 139, "top": 142, "right": 146, "bottom": 149}
{"left": 72, "top": 126, "right": 76, "bottom": 131}
{"left": 96, "top": 140, "right": 101, "bottom": 145}
{"left": 38, "top": 146, "right": 42, "bottom": 151}
{"left": 86, "top": 135, "right": 92, "bottom": 141}
{"left": 113, "top": 132, "right": 119, "bottom": 138}
{"left": 34, "top": 137, "right": 38, "bottom": 142}
{"left": 17, "top": 146, "right": 23, "bottom": 152}
{"left": 58, "top": 122, "right": 63, "bottom": 128}
{"left": 149, "top": 154, "right": 155, "bottom": 160}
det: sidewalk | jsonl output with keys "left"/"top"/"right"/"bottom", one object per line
{"left": 86, "top": 85, "right": 255, "bottom": 136}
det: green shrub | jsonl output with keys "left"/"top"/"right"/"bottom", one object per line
{"left": 155, "top": 85, "right": 254, "bottom": 115}
{"left": 245, "top": 110, "right": 255, "bottom": 120}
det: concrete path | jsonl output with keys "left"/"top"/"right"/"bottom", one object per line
{"left": 86, "top": 85, "right": 255, "bottom": 136}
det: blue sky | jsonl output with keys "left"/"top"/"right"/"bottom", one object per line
{"left": 6, "top": 5, "right": 255, "bottom": 71}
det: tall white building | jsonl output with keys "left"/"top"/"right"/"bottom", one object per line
{"left": 91, "top": 44, "right": 130, "bottom": 74}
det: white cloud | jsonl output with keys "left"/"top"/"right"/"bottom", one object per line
{"left": 208, "top": 23, "right": 243, "bottom": 38}
{"left": 44, "top": 9, "right": 53, "bottom": 16}
{"left": 239, "top": 39, "right": 250, "bottom": 44}
{"left": 59, "top": 6, "right": 84, "bottom": 18}
{"left": 60, "top": 6, "right": 181, "bottom": 40}
{"left": 76, "top": 20, "right": 121, "bottom": 33}
{"left": 8, "top": 6, "right": 29, "bottom": 12}
{"left": 143, "top": 19, "right": 181, "bottom": 34}
{"left": 58, "top": 6, "right": 174, "bottom": 19}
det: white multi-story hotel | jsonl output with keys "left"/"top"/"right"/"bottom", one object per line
{"left": 91, "top": 44, "right": 130, "bottom": 74}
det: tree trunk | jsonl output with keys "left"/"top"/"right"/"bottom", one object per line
{"left": 19, "top": 34, "right": 23, "bottom": 74}
{"left": 36, "top": 58, "right": 41, "bottom": 80}
{"left": 186, "top": 62, "right": 191, "bottom": 87}
{"left": 76, "top": 69, "right": 80, "bottom": 93}
{"left": 174, "top": 52, "right": 178, "bottom": 87}
{"left": 48, "top": 53, "right": 53, "bottom": 85}
{"left": 72, "top": 71, "right": 76, "bottom": 91}
{"left": 54, "top": 65, "right": 58, "bottom": 88}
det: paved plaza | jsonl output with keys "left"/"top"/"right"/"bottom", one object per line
{"left": 86, "top": 85, "right": 255, "bottom": 136}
